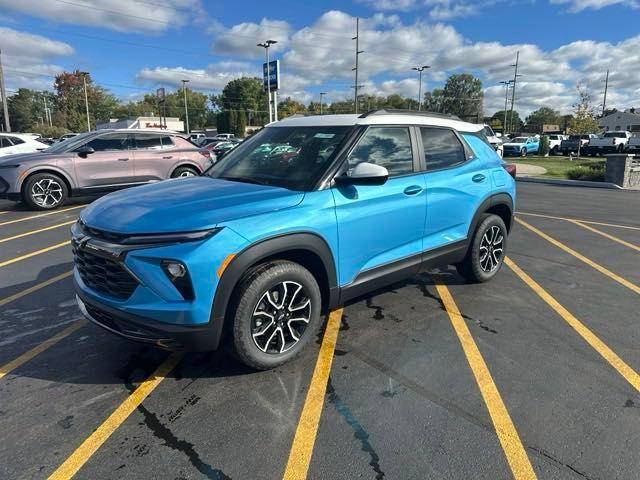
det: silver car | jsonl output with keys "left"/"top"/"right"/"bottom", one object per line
{"left": 0, "top": 129, "right": 213, "bottom": 210}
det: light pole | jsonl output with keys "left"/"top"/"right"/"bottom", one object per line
{"left": 319, "top": 92, "right": 327, "bottom": 115}
{"left": 80, "top": 71, "right": 91, "bottom": 131}
{"left": 412, "top": 65, "right": 430, "bottom": 111}
{"left": 181, "top": 79, "right": 190, "bottom": 134}
{"left": 499, "top": 80, "right": 513, "bottom": 134}
{"left": 257, "top": 40, "right": 277, "bottom": 124}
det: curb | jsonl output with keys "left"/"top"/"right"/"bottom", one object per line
{"left": 516, "top": 177, "right": 623, "bottom": 189}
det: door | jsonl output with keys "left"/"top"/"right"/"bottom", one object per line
{"left": 130, "top": 133, "right": 176, "bottom": 181}
{"left": 73, "top": 132, "right": 133, "bottom": 188}
{"left": 420, "top": 127, "right": 492, "bottom": 251}
{"left": 331, "top": 126, "right": 427, "bottom": 286}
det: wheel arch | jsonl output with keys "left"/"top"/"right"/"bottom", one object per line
{"left": 20, "top": 168, "right": 74, "bottom": 198}
{"left": 468, "top": 193, "right": 514, "bottom": 238}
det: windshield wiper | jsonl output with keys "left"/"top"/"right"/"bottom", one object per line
{"left": 218, "top": 175, "right": 269, "bottom": 186}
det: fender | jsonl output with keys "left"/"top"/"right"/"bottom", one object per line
{"left": 18, "top": 165, "right": 76, "bottom": 192}
{"left": 467, "top": 193, "right": 514, "bottom": 239}
{"left": 207, "top": 232, "right": 339, "bottom": 348}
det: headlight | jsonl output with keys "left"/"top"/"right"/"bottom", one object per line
{"left": 122, "top": 228, "right": 220, "bottom": 245}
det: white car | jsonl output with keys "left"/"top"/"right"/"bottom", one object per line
{"left": 588, "top": 131, "right": 632, "bottom": 155}
{"left": 546, "top": 134, "right": 566, "bottom": 155}
{"left": 214, "top": 133, "right": 235, "bottom": 141}
{"left": 0, "top": 133, "right": 49, "bottom": 157}
{"left": 482, "top": 125, "right": 503, "bottom": 158}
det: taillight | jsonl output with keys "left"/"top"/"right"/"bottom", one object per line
{"left": 502, "top": 163, "right": 516, "bottom": 178}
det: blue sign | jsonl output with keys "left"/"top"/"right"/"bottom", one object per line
{"left": 262, "top": 60, "right": 280, "bottom": 92}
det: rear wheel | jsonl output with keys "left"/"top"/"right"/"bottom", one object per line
{"left": 171, "top": 166, "right": 199, "bottom": 178}
{"left": 230, "top": 260, "right": 322, "bottom": 370}
{"left": 520, "top": 147, "right": 527, "bottom": 157}
{"left": 23, "top": 172, "right": 68, "bottom": 210}
{"left": 456, "top": 214, "right": 507, "bottom": 283}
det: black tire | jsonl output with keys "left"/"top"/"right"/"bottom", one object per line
{"left": 171, "top": 166, "right": 199, "bottom": 178}
{"left": 230, "top": 260, "right": 322, "bottom": 370}
{"left": 551, "top": 146, "right": 558, "bottom": 156}
{"left": 520, "top": 147, "right": 527, "bottom": 157}
{"left": 23, "top": 172, "right": 68, "bottom": 210}
{"left": 456, "top": 214, "right": 507, "bottom": 283}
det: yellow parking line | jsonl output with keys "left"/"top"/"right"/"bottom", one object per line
{"left": 0, "top": 211, "right": 8, "bottom": 215}
{"left": 0, "top": 240, "right": 70, "bottom": 268}
{"left": 0, "top": 271, "right": 73, "bottom": 307}
{"left": 435, "top": 282, "right": 537, "bottom": 480}
{"left": 517, "top": 211, "right": 640, "bottom": 231}
{"left": 0, "top": 320, "right": 86, "bottom": 380}
{"left": 505, "top": 257, "right": 640, "bottom": 392}
{"left": 515, "top": 217, "right": 640, "bottom": 295}
{"left": 48, "top": 352, "right": 182, "bottom": 480}
{"left": 0, "top": 220, "right": 76, "bottom": 244}
{"left": 0, "top": 205, "right": 83, "bottom": 227}
{"left": 567, "top": 219, "right": 640, "bottom": 252}
{"left": 283, "top": 309, "right": 343, "bottom": 480}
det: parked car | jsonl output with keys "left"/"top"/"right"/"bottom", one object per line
{"left": 502, "top": 136, "right": 539, "bottom": 157}
{"left": 482, "top": 125, "right": 503, "bottom": 158}
{"left": 189, "top": 133, "right": 206, "bottom": 144}
{"left": 57, "top": 133, "right": 80, "bottom": 143}
{"left": 627, "top": 134, "right": 640, "bottom": 153}
{"left": 559, "top": 134, "right": 597, "bottom": 155}
{"left": 587, "top": 131, "right": 632, "bottom": 155}
{"left": 72, "top": 110, "right": 515, "bottom": 369}
{"left": 546, "top": 134, "right": 567, "bottom": 155}
{"left": 211, "top": 141, "right": 238, "bottom": 160}
{"left": 0, "top": 129, "right": 213, "bottom": 210}
{"left": 214, "top": 133, "right": 235, "bottom": 141}
{"left": 0, "top": 133, "right": 50, "bottom": 157}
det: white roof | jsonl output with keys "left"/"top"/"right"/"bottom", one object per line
{"left": 271, "top": 112, "right": 483, "bottom": 132}
{"left": 0, "top": 132, "right": 44, "bottom": 139}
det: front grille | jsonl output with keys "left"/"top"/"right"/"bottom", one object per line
{"left": 73, "top": 245, "right": 138, "bottom": 300}
{"left": 85, "top": 303, "right": 121, "bottom": 332}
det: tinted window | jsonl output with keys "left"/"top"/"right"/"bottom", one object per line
{"left": 9, "top": 136, "right": 25, "bottom": 145}
{"left": 0, "top": 137, "right": 13, "bottom": 148}
{"left": 604, "top": 132, "right": 626, "bottom": 138}
{"left": 83, "top": 133, "right": 130, "bottom": 152}
{"left": 134, "top": 133, "right": 174, "bottom": 150}
{"left": 420, "top": 127, "right": 466, "bottom": 171}
{"left": 348, "top": 127, "right": 413, "bottom": 176}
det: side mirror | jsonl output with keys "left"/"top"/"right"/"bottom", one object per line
{"left": 76, "top": 146, "right": 95, "bottom": 158}
{"left": 335, "top": 162, "right": 389, "bottom": 186}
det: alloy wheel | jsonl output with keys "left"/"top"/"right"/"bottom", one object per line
{"left": 479, "top": 225, "right": 504, "bottom": 273}
{"left": 251, "top": 281, "right": 311, "bottom": 354}
{"left": 178, "top": 170, "right": 196, "bottom": 178}
{"left": 31, "top": 178, "right": 63, "bottom": 208}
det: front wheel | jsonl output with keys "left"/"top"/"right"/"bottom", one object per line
{"left": 456, "top": 214, "right": 507, "bottom": 283}
{"left": 171, "top": 166, "right": 199, "bottom": 178}
{"left": 23, "top": 172, "right": 68, "bottom": 210}
{"left": 520, "top": 148, "right": 527, "bottom": 157}
{"left": 230, "top": 261, "right": 322, "bottom": 370}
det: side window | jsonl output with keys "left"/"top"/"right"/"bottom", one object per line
{"left": 0, "top": 137, "right": 13, "bottom": 148}
{"left": 420, "top": 127, "right": 466, "bottom": 171}
{"left": 83, "top": 133, "right": 130, "bottom": 152}
{"left": 133, "top": 134, "right": 174, "bottom": 150}
{"left": 9, "top": 136, "right": 25, "bottom": 145}
{"left": 348, "top": 127, "right": 413, "bottom": 176}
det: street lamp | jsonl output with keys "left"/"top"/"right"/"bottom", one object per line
{"left": 79, "top": 71, "right": 91, "bottom": 131}
{"left": 319, "top": 92, "right": 327, "bottom": 115}
{"left": 181, "top": 79, "right": 190, "bottom": 135}
{"left": 412, "top": 65, "right": 430, "bottom": 111}
{"left": 257, "top": 40, "right": 277, "bottom": 123}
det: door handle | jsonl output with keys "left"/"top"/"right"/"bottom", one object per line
{"left": 117, "top": 158, "right": 129, "bottom": 161}
{"left": 162, "top": 156, "right": 173, "bottom": 159}
{"left": 403, "top": 185, "right": 423, "bottom": 196}
{"left": 472, "top": 174, "right": 486, "bottom": 183}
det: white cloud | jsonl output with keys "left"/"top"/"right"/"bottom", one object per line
{"left": 211, "top": 19, "right": 291, "bottom": 59}
{"left": 549, "top": 0, "right": 640, "bottom": 12}
{"left": 358, "top": 0, "right": 418, "bottom": 11}
{"left": 136, "top": 63, "right": 255, "bottom": 90}
{"left": 0, "top": 0, "right": 203, "bottom": 33}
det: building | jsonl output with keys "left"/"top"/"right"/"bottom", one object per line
{"left": 96, "top": 116, "right": 184, "bottom": 132}
{"left": 599, "top": 110, "right": 640, "bottom": 132}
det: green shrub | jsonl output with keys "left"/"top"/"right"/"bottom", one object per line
{"left": 539, "top": 136, "right": 550, "bottom": 156}
{"left": 566, "top": 165, "right": 605, "bottom": 181}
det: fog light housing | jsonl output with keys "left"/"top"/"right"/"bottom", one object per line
{"left": 161, "top": 260, "right": 194, "bottom": 300}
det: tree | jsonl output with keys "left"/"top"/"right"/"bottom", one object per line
{"left": 569, "top": 84, "right": 600, "bottom": 157}
{"left": 277, "top": 97, "right": 307, "bottom": 118}
{"left": 525, "top": 107, "right": 561, "bottom": 130}
{"left": 423, "top": 89, "right": 445, "bottom": 113}
{"left": 211, "top": 77, "right": 268, "bottom": 125}
{"left": 491, "top": 110, "right": 523, "bottom": 132}
{"left": 440, "top": 74, "right": 483, "bottom": 121}
{"left": 7, "top": 89, "right": 56, "bottom": 132}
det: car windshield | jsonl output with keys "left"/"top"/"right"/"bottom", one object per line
{"left": 45, "top": 132, "right": 96, "bottom": 153}
{"left": 482, "top": 126, "right": 495, "bottom": 137}
{"left": 206, "top": 125, "right": 352, "bottom": 190}
{"left": 604, "top": 132, "right": 625, "bottom": 138}
{"left": 512, "top": 137, "right": 528, "bottom": 143}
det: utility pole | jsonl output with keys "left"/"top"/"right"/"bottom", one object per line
{"left": 257, "top": 40, "right": 277, "bottom": 124}
{"left": 319, "top": 92, "right": 326, "bottom": 115}
{"left": 80, "top": 71, "right": 91, "bottom": 131}
{"left": 43, "top": 94, "right": 52, "bottom": 127}
{"left": 508, "top": 51, "right": 520, "bottom": 133}
{"left": 602, "top": 69, "right": 609, "bottom": 117}
{"left": 0, "top": 49, "right": 11, "bottom": 132}
{"left": 181, "top": 79, "right": 190, "bottom": 134}
{"left": 412, "top": 65, "right": 430, "bottom": 111}
{"left": 352, "top": 18, "right": 364, "bottom": 114}
{"left": 499, "top": 80, "right": 513, "bottom": 134}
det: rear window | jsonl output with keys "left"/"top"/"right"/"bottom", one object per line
{"left": 421, "top": 127, "right": 466, "bottom": 171}
{"left": 604, "top": 132, "right": 626, "bottom": 138}
{"left": 134, "top": 133, "right": 174, "bottom": 150}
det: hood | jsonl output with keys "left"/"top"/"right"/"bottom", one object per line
{"left": 80, "top": 176, "right": 305, "bottom": 234}
{"left": 0, "top": 151, "right": 67, "bottom": 164}
{"left": 503, "top": 141, "right": 526, "bottom": 147}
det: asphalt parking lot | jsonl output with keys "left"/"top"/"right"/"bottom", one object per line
{"left": 1, "top": 182, "right": 638, "bottom": 480}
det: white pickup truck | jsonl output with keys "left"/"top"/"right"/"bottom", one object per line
{"left": 587, "top": 131, "right": 632, "bottom": 155}
{"left": 546, "top": 134, "right": 567, "bottom": 155}
{"left": 627, "top": 134, "right": 640, "bottom": 153}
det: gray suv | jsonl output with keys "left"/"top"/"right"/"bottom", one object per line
{"left": 0, "top": 129, "right": 213, "bottom": 210}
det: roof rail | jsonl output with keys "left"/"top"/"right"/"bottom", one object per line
{"left": 358, "top": 109, "right": 461, "bottom": 121}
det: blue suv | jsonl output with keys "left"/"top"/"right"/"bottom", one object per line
{"left": 72, "top": 110, "right": 515, "bottom": 369}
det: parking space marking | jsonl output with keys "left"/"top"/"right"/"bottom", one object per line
{"left": 0, "top": 220, "right": 76, "bottom": 244}
{"left": 282, "top": 308, "right": 343, "bottom": 480}
{"left": 0, "top": 320, "right": 86, "bottom": 380}
{"left": 435, "top": 282, "right": 538, "bottom": 480}
{"left": 515, "top": 218, "right": 640, "bottom": 295}
{"left": 0, "top": 240, "right": 70, "bottom": 268}
{"left": 0, "top": 205, "right": 83, "bottom": 227}
{"left": 505, "top": 257, "right": 640, "bottom": 392}
{"left": 517, "top": 211, "right": 640, "bottom": 231}
{"left": 48, "top": 352, "right": 182, "bottom": 480}
{"left": 567, "top": 219, "right": 640, "bottom": 252}
{"left": 0, "top": 271, "right": 73, "bottom": 307}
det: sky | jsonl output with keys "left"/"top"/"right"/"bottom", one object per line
{"left": 1, "top": 0, "right": 639, "bottom": 117}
